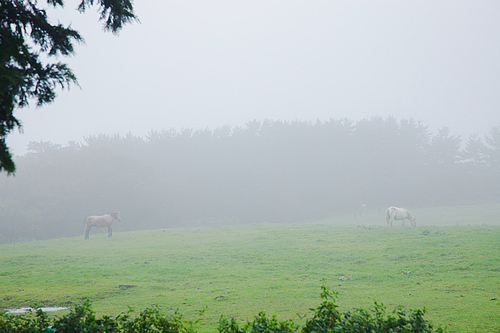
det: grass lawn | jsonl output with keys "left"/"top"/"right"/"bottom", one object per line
{"left": 0, "top": 203, "right": 499, "bottom": 332}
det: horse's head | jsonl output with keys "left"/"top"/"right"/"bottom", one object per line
{"left": 410, "top": 218, "right": 416, "bottom": 227}
{"left": 111, "top": 212, "right": 121, "bottom": 221}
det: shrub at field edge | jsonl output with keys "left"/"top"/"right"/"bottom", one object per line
{"left": 0, "top": 286, "right": 445, "bottom": 333}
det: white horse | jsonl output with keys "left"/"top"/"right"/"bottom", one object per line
{"left": 84, "top": 212, "right": 121, "bottom": 239}
{"left": 359, "top": 204, "right": 367, "bottom": 216}
{"left": 385, "top": 206, "right": 416, "bottom": 227}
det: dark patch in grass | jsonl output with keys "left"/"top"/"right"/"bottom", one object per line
{"left": 118, "top": 285, "right": 136, "bottom": 289}
{"left": 214, "top": 296, "right": 227, "bottom": 301}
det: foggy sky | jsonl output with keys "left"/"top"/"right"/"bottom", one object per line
{"left": 7, "top": 0, "right": 500, "bottom": 155}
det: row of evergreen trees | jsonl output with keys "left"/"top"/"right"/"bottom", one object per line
{"left": 0, "top": 117, "right": 498, "bottom": 243}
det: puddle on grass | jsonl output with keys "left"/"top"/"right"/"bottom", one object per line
{"left": 4, "top": 307, "right": 68, "bottom": 314}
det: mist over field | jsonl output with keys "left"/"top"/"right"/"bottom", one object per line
{"left": 3, "top": 2, "right": 500, "bottom": 245}
{"left": 1, "top": 117, "right": 499, "bottom": 243}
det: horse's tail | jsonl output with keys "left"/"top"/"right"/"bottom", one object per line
{"left": 385, "top": 208, "right": 390, "bottom": 224}
{"left": 83, "top": 217, "right": 90, "bottom": 229}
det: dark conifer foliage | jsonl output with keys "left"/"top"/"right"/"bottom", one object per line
{"left": 0, "top": 0, "right": 137, "bottom": 173}
{"left": 0, "top": 118, "right": 498, "bottom": 243}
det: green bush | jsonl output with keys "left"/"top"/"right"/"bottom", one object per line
{"left": 0, "top": 300, "right": 195, "bottom": 333}
{"left": 0, "top": 305, "right": 51, "bottom": 333}
{"left": 302, "top": 285, "right": 444, "bottom": 333}
{"left": 117, "top": 306, "right": 195, "bottom": 333}
{"left": 0, "top": 287, "right": 445, "bottom": 333}
{"left": 218, "top": 311, "right": 298, "bottom": 333}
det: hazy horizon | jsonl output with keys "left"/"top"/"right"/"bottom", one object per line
{"left": 6, "top": 0, "right": 500, "bottom": 155}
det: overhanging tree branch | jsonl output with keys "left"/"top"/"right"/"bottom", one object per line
{"left": 0, "top": 0, "right": 137, "bottom": 174}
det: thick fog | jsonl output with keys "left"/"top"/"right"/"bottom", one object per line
{"left": 2, "top": 2, "right": 500, "bottom": 242}
{"left": 1, "top": 118, "right": 499, "bottom": 243}
{"left": 6, "top": 1, "right": 500, "bottom": 155}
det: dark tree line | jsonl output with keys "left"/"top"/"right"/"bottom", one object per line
{"left": 0, "top": 117, "right": 499, "bottom": 243}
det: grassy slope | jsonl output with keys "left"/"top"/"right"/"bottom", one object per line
{"left": 1, "top": 203, "right": 499, "bottom": 332}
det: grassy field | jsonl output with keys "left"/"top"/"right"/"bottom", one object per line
{"left": 1, "top": 203, "right": 499, "bottom": 332}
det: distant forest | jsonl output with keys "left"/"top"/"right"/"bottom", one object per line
{"left": 1, "top": 117, "right": 499, "bottom": 243}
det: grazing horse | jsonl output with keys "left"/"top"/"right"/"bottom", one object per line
{"left": 84, "top": 212, "right": 121, "bottom": 239}
{"left": 385, "top": 206, "right": 416, "bottom": 227}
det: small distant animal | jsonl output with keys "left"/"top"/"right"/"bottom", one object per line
{"left": 84, "top": 212, "right": 121, "bottom": 239}
{"left": 359, "top": 204, "right": 367, "bottom": 214}
{"left": 385, "top": 206, "right": 416, "bottom": 227}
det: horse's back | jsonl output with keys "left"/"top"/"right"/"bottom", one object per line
{"left": 394, "top": 207, "right": 407, "bottom": 219}
{"left": 83, "top": 216, "right": 94, "bottom": 225}
{"left": 84, "top": 216, "right": 96, "bottom": 224}
{"left": 386, "top": 206, "right": 397, "bottom": 215}
{"left": 85, "top": 215, "right": 113, "bottom": 227}
{"left": 386, "top": 206, "right": 406, "bottom": 219}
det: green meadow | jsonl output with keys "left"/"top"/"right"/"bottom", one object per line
{"left": 1, "top": 204, "right": 499, "bottom": 332}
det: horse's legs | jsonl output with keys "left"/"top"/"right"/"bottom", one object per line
{"left": 108, "top": 226, "right": 112, "bottom": 237}
{"left": 84, "top": 225, "right": 90, "bottom": 239}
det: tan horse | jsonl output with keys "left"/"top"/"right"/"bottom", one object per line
{"left": 385, "top": 206, "right": 416, "bottom": 227}
{"left": 84, "top": 212, "right": 121, "bottom": 239}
